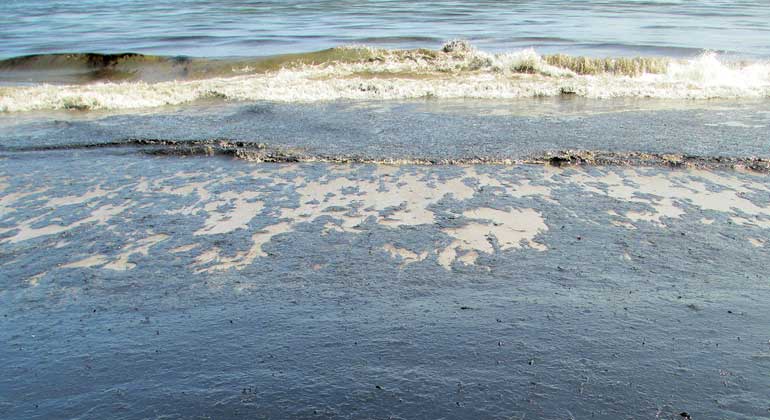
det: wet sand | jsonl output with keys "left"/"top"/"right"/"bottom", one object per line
{"left": 1, "top": 150, "right": 770, "bottom": 419}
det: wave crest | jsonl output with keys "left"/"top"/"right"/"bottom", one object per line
{"left": 1, "top": 42, "right": 769, "bottom": 112}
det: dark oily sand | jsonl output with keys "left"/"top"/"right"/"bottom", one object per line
{"left": 2, "top": 151, "right": 770, "bottom": 419}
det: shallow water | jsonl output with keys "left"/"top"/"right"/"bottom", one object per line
{"left": 3, "top": 99, "right": 770, "bottom": 161}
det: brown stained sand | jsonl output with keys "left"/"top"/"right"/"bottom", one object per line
{"left": 277, "top": 164, "right": 300, "bottom": 174}
{"left": 382, "top": 243, "right": 429, "bottom": 265}
{"left": 321, "top": 220, "right": 360, "bottom": 234}
{"left": 170, "top": 243, "right": 200, "bottom": 253}
{"left": 161, "top": 181, "right": 213, "bottom": 199}
{"left": 26, "top": 272, "right": 46, "bottom": 287}
{"left": 465, "top": 167, "right": 552, "bottom": 199}
{"left": 687, "top": 169, "right": 765, "bottom": 192}
{"left": 439, "top": 207, "right": 548, "bottom": 268}
{"left": 1, "top": 203, "right": 128, "bottom": 244}
{"left": 565, "top": 169, "right": 770, "bottom": 228}
{"left": 607, "top": 210, "right": 638, "bottom": 230}
{"left": 134, "top": 178, "right": 151, "bottom": 193}
{"left": 572, "top": 171, "right": 684, "bottom": 226}
{"left": 62, "top": 254, "right": 111, "bottom": 269}
{"left": 611, "top": 220, "right": 637, "bottom": 229}
{"left": 625, "top": 198, "right": 684, "bottom": 226}
{"left": 194, "top": 168, "right": 546, "bottom": 271}
{"left": 0, "top": 188, "right": 48, "bottom": 216}
{"left": 456, "top": 250, "right": 480, "bottom": 266}
{"left": 162, "top": 180, "right": 215, "bottom": 216}
{"left": 192, "top": 249, "right": 220, "bottom": 266}
{"left": 62, "top": 234, "right": 168, "bottom": 271}
{"left": 437, "top": 243, "right": 484, "bottom": 269}
{"left": 134, "top": 172, "right": 224, "bottom": 194}
{"left": 6, "top": 165, "right": 770, "bottom": 274}
{"left": 45, "top": 186, "right": 115, "bottom": 207}
{"left": 730, "top": 216, "right": 770, "bottom": 229}
{"left": 437, "top": 244, "right": 459, "bottom": 269}
{"left": 194, "top": 191, "right": 264, "bottom": 235}
{"left": 461, "top": 208, "right": 548, "bottom": 251}
{"left": 63, "top": 234, "right": 168, "bottom": 271}
{"left": 705, "top": 121, "right": 766, "bottom": 129}
{"left": 367, "top": 171, "right": 475, "bottom": 225}
{"left": 442, "top": 224, "right": 495, "bottom": 254}
{"left": 103, "top": 234, "right": 169, "bottom": 270}
{"left": 196, "top": 222, "right": 292, "bottom": 272}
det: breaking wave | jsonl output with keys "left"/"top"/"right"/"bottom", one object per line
{"left": 1, "top": 41, "right": 769, "bottom": 112}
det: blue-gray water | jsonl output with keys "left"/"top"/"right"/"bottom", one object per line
{"left": 2, "top": 0, "right": 770, "bottom": 59}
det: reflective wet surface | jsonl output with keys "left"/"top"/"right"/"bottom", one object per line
{"left": 2, "top": 151, "right": 770, "bottom": 419}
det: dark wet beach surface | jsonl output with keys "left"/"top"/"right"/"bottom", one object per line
{"left": 2, "top": 149, "right": 770, "bottom": 419}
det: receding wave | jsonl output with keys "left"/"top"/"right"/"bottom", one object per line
{"left": 0, "top": 53, "right": 195, "bottom": 84}
{"left": 0, "top": 49, "right": 384, "bottom": 84}
{"left": 1, "top": 41, "right": 769, "bottom": 112}
{"left": 5, "top": 138, "right": 770, "bottom": 172}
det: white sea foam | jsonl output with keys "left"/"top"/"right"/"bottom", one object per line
{"left": 1, "top": 46, "right": 769, "bottom": 112}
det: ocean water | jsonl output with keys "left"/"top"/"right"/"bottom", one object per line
{"left": 2, "top": 0, "right": 770, "bottom": 59}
